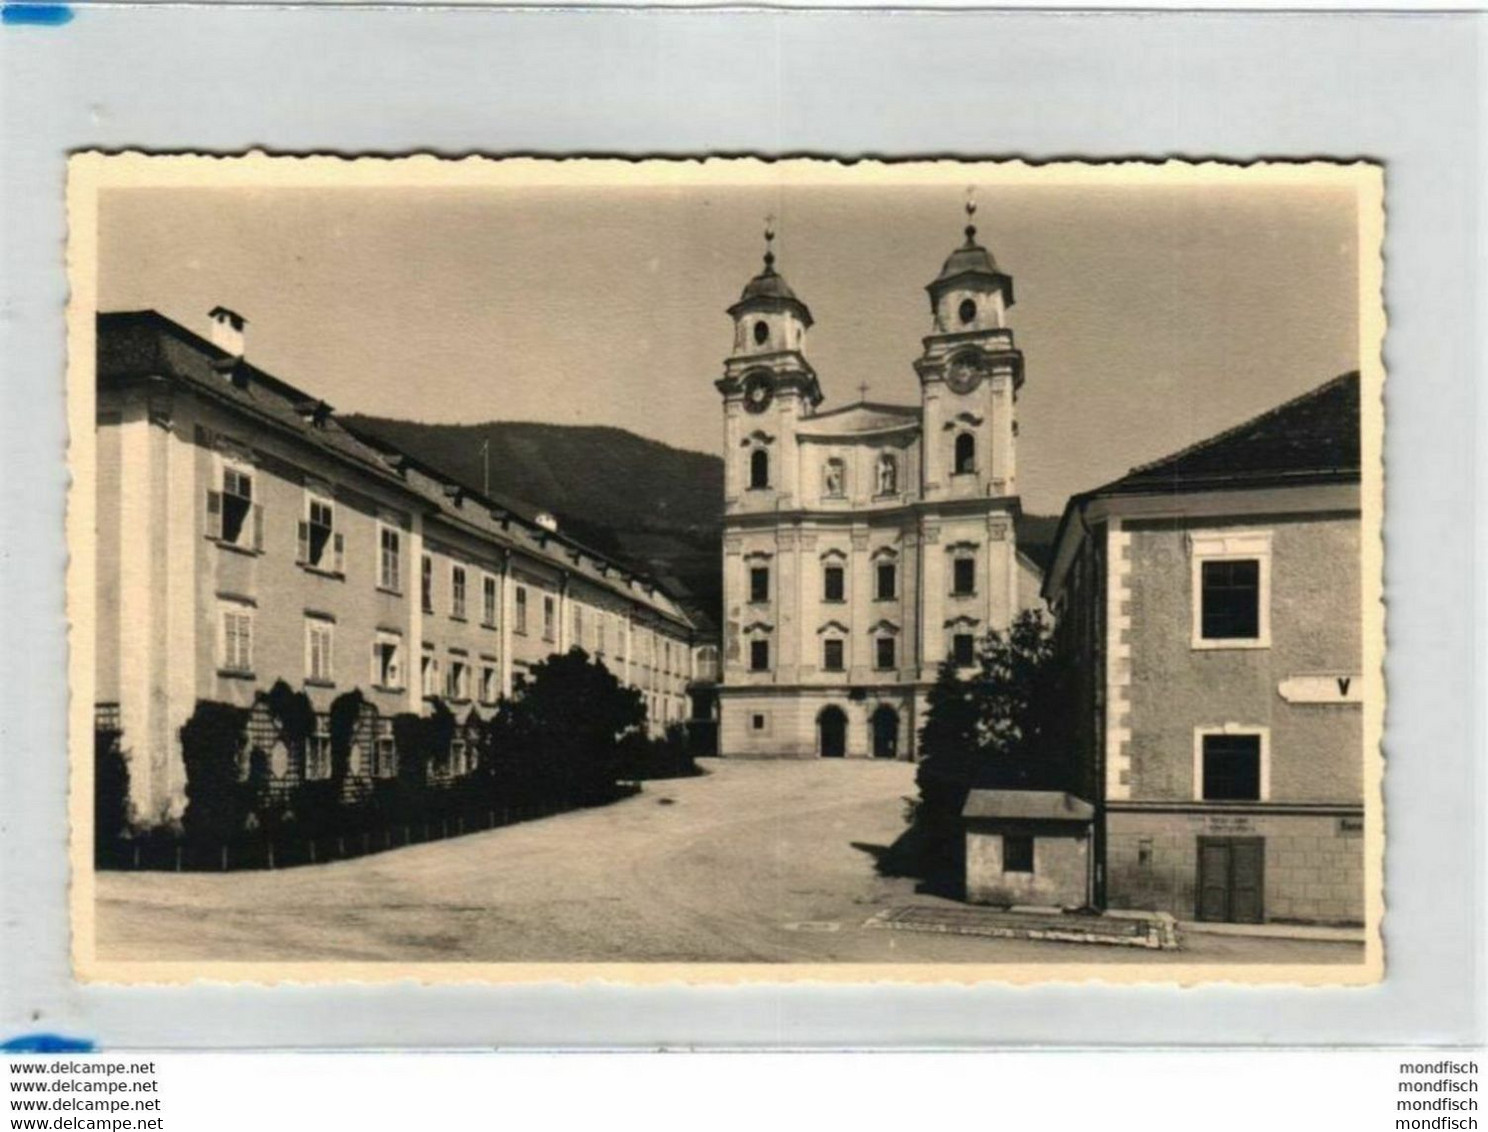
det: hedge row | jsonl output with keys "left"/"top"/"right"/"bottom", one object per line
{"left": 97, "top": 647, "right": 698, "bottom": 870}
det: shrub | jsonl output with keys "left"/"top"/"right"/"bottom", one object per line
{"left": 328, "top": 688, "right": 367, "bottom": 784}
{"left": 179, "top": 700, "right": 251, "bottom": 843}
{"left": 94, "top": 726, "right": 131, "bottom": 848}
{"left": 619, "top": 722, "right": 699, "bottom": 781}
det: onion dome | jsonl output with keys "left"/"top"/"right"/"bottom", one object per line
{"left": 926, "top": 199, "right": 1014, "bottom": 309}
{"left": 728, "top": 222, "right": 814, "bottom": 328}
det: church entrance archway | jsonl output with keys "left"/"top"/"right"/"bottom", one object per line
{"left": 871, "top": 706, "right": 899, "bottom": 759}
{"left": 818, "top": 706, "right": 847, "bottom": 759}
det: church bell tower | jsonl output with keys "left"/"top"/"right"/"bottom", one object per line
{"left": 915, "top": 198, "right": 1024, "bottom": 500}
{"left": 716, "top": 223, "right": 821, "bottom": 512}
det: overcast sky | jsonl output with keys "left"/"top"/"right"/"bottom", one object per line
{"left": 98, "top": 178, "right": 1359, "bottom": 515}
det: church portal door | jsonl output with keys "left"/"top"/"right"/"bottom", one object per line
{"left": 871, "top": 706, "right": 899, "bottom": 759}
{"left": 818, "top": 706, "right": 847, "bottom": 759}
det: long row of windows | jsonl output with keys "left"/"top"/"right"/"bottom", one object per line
{"left": 749, "top": 635, "right": 900, "bottom": 674}
{"left": 221, "top": 603, "right": 690, "bottom": 694}
{"left": 744, "top": 631, "right": 977, "bottom": 674}
{"left": 208, "top": 460, "right": 692, "bottom": 696}
{"left": 747, "top": 557, "right": 978, "bottom": 604}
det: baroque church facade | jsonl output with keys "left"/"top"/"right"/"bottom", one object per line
{"left": 716, "top": 210, "right": 1045, "bottom": 760}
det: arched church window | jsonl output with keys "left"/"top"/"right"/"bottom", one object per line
{"left": 823, "top": 458, "right": 845, "bottom": 498}
{"left": 749, "top": 448, "right": 770, "bottom": 490}
{"left": 958, "top": 298, "right": 977, "bottom": 325}
{"left": 954, "top": 432, "right": 977, "bottom": 475}
{"left": 753, "top": 320, "right": 769, "bottom": 346}
{"left": 876, "top": 453, "right": 898, "bottom": 495}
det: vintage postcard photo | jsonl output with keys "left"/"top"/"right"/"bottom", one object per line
{"left": 66, "top": 155, "right": 1384, "bottom": 984}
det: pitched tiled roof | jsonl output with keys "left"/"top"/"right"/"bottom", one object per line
{"left": 97, "top": 310, "right": 695, "bottom": 631}
{"left": 1093, "top": 371, "right": 1361, "bottom": 496}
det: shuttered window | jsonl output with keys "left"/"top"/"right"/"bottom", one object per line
{"left": 220, "top": 605, "right": 253, "bottom": 674}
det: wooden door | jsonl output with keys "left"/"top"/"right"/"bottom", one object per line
{"left": 1229, "top": 840, "right": 1265, "bottom": 924}
{"left": 1196, "top": 837, "right": 1265, "bottom": 924}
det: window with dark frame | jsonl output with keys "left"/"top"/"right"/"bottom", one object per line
{"left": 952, "top": 556, "right": 976, "bottom": 596}
{"left": 451, "top": 565, "right": 467, "bottom": 619}
{"left": 482, "top": 575, "right": 497, "bottom": 626}
{"left": 749, "top": 566, "right": 769, "bottom": 604}
{"left": 302, "top": 496, "right": 335, "bottom": 568}
{"left": 954, "top": 432, "right": 976, "bottom": 475}
{"left": 823, "top": 564, "right": 845, "bottom": 602}
{"left": 1201, "top": 733, "right": 1262, "bottom": 801}
{"left": 421, "top": 554, "right": 434, "bottom": 613}
{"left": 1200, "top": 558, "right": 1261, "bottom": 640}
{"left": 875, "top": 562, "right": 896, "bottom": 601}
{"left": 823, "top": 638, "right": 845, "bottom": 672}
{"left": 220, "top": 466, "right": 253, "bottom": 545}
{"left": 372, "top": 633, "right": 402, "bottom": 690}
{"left": 1002, "top": 834, "right": 1034, "bottom": 873}
{"left": 875, "top": 636, "right": 896, "bottom": 670}
{"left": 749, "top": 448, "right": 769, "bottom": 489}
{"left": 749, "top": 638, "right": 770, "bottom": 672}
{"left": 952, "top": 633, "right": 976, "bottom": 667}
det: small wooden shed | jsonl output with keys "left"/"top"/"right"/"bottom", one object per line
{"left": 962, "top": 789, "right": 1096, "bottom": 910}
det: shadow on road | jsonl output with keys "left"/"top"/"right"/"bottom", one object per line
{"left": 850, "top": 829, "right": 965, "bottom": 900}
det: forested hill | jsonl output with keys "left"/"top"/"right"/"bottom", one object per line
{"left": 341, "top": 417, "right": 726, "bottom": 625}
{"left": 340, "top": 416, "right": 1063, "bottom": 631}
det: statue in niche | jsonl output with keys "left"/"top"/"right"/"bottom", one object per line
{"left": 877, "top": 453, "right": 898, "bottom": 495}
{"left": 823, "top": 459, "right": 844, "bottom": 497}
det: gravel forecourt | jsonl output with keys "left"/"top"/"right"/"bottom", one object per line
{"left": 95, "top": 759, "right": 1363, "bottom": 966}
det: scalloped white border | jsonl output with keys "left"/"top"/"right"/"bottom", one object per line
{"left": 64, "top": 153, "right": 1386, "bottom": 989}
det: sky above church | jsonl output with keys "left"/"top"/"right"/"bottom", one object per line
{"left": 98, "top": 177, "right": 1360, "bottom": 515}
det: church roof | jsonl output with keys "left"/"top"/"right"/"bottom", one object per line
{"left": 739, "top": 265, "right": 801, "bottom": 305}
{"left": 795, "top": 400, "right": 921, "bottom": 438}
{"left": 932, "top": 240, "right": 1005, "bottom": 287}
{"left": 729, "top": 263, "right": 814, "bottom": 328}
{"left": 927, "top": 209, "right": 1014, "bottom": 304}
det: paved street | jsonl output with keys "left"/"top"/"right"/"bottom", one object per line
{"left": 95, "top": 759, "right": 1363, "bottom": 965}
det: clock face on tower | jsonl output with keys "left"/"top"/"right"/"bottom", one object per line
{"left": 946, "top": 355, "right": 983, "bottom": 395}
{"left": 743, "top": 373, "right": 774, "bottom": 414}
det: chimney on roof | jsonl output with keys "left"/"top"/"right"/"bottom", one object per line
{"left": 208, "top": 307, "right": 246, "bottom": 359}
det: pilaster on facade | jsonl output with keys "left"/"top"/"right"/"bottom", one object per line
{"left": 163, "top": 399, "right": 198, "bottom": 821}
{"left": 498, "top": 548, "right": 514, "bottom": 700}
{"left": 1105, "top": 519, "right": 1134, "bottom": 801}
{"left": 117, "top": 399, "right": 161, "bottom": 821}
{"left": 406, "top": 512, "right": 426, "bottom": 713}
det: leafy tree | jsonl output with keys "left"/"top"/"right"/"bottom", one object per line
{"left": 909, "top": 610, "right": 1063, "bottom": 888}
{"left": 487, "top": 648, "right": 644, "bottom": 804}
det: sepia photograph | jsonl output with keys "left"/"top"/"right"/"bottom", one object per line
{"left": 65, "top": 155, "right": 1384, "bottom": 983}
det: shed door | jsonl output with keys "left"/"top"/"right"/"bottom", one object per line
{"left": 1196, "top": 837, "right": 1265, "bottom": 924}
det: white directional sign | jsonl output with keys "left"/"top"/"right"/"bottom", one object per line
{"left": 1278, "top": 674, "right": 1363, "bottom": 704}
